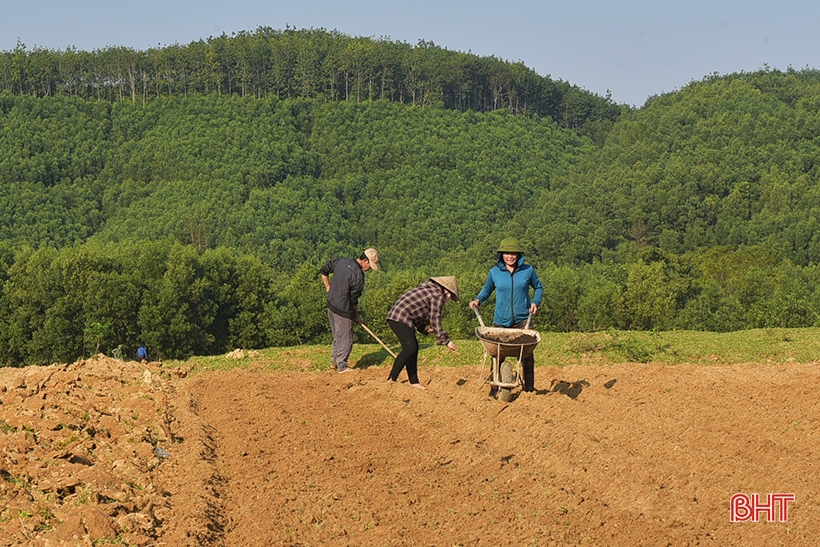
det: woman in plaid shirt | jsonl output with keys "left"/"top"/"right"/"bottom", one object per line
{"left": 386, "top": 277, "right": 459, "bottom": 389}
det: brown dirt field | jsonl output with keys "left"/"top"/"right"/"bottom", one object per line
{"left": 2, "top": 355, "right": 818, "bottom": 546}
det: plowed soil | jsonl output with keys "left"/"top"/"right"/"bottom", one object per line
{"left": 2, "top": 354, "right": 818, "bottom": 546}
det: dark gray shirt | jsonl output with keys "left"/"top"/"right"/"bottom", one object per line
{"left": 319, "top": 258, "right": 364, "bottom": 320}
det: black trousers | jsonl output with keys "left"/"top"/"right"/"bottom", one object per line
{"left": 387, "top": 320, "right": 420, "bottom": 384}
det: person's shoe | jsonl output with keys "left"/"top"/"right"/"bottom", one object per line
{"left": 410, "top": 383, "right": 426, "bottom": 390}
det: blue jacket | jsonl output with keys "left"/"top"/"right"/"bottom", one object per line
{"left": 475, "top": 254, "right": 543, "bottom": 327}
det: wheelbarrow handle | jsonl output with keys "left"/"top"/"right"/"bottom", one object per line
{"left": 473, "top": 306, "right": 486, "bottom": 328}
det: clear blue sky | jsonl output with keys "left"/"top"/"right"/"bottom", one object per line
{"left": 3, "top": 0, "right": 819, "bottom": 106}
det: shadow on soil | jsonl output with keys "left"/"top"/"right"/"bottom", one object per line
{"left": 355, "top": 349, "right": 397, "bottom": 369}
{"left": 355, "top": 343, "right": 437, "bottom": 370}
{"left": 547, "top": 378, "right": 617, "bottom": 399}
{"left": 551, "top": 379, "right": 591, "bottom": 399}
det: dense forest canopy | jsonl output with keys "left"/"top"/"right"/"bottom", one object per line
{"left": 0, "top": 93, "right": 590, "bottom": 268}
{"left": 1, "top": 29, "right": 820, "bottom": 366}
{"left": 519, "top": 68, "right": 820, "bottom": 266}
{"left": 0, "top": 27, "right": 621, "bottom": 134}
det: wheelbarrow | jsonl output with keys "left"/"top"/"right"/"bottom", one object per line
{"left": 474, "top": 309, "right": 540, "bottom": 402}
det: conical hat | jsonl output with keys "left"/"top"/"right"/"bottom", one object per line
{"left": 429, "top": 276, "right": 460, "bottom": 302}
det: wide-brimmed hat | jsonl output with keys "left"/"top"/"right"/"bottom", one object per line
{"left": 429, "top": 276, "right": 460, "bottom": 302}
{"left": 364, "top": 248, "right": 380, "bottom": 270}
{"left": 496, "top": 237, "right": 522, "bottom": 253}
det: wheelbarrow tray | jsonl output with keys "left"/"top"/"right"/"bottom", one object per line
{"left": 475, "top": 326, "right": 540, "bottom": 359}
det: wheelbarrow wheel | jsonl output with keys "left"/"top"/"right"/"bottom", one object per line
{"left": 499, "top": 361, "right": 514, "bottom": 402}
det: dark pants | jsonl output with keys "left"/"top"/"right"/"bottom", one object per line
{"left": 497, "top": 320, "right": 535, "bottom": 392}
{"left": 387, "top": 320, "right": 420, "bottom": 384}
{"left": 328, "top": 308, "right": 355, "bottom": 371}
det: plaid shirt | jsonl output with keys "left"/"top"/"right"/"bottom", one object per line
{"left": 387, "top": 281, "right": 450, "bottom": 346}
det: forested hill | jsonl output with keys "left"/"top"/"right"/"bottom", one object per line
{"left": 512, "top": 68, "right": 820, "bottom": 333}
{"left": 0, "top": 90, "right": 593, "bottom": 365}
{"left": 0, "top": 27, "right": 621, "bottom": 134}
{"left": 517, "top": 68, "right": 820, "bottom": 266}
{"left": 0, "top": 93, "right": 589, "bottom": 269}
{"left": 2, "top": 42, "right": 820, "bottom": 365}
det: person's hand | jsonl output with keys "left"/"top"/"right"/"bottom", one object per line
{"left": 426, "top": 327, "right": 434, "bottom": 334}
{"left": 530, "top": 303, "right": 538, "bottom": 315}
{"left": 469, "top": 299, "right": 480, "bottom": 310}
{"left": 447, "top": 341, "right": 457, "bottom": 351}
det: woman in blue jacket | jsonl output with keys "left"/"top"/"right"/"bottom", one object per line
{"left": 469, "top": 237, "right": 543, "bottom": 393}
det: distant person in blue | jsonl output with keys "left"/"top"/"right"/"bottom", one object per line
{"left": 469, "top": 237, "right": 543, "bottom": 394}
{"left": 136, "top": 345, "right": 148, "bottom": 363}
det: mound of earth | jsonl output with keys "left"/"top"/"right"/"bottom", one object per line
{"left": 0, "top": 356, "right": 208, "bottom": 546}
{"left": 476, "top": 327, "right": 539, "bottom": 346}
{"left": 2, "top": 354, "right": 819, "bottom": 546}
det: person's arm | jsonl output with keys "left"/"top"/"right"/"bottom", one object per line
{"left": 471, "top": 271, "right": 495, "bottom": 309}
{"left": 319, "top": 261, "right": 333, "bottom": 292}
{"left": 349, "top": 271, "right": 364, "bottom": 322}
{"left": 428, "top": 292, "right": 456, "bottom": 350}
{"left": 530, "top": 268, "right": 544, "bottom": 314}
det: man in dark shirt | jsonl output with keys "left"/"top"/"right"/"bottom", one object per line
{"left": 320, "top": 248, "right": 380, "bottom": 373}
